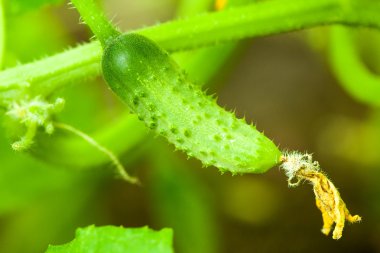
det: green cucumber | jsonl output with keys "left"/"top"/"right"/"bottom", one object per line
{"left": 102, "top": 33, "right": 281, "bottom": 174}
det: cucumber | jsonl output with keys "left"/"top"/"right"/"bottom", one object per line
{"left": 102, "top": 33, "right": 281, "bottom": 174}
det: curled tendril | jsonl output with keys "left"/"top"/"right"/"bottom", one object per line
{"left": 6, "top": 96, "right": 65, "bottom": 151}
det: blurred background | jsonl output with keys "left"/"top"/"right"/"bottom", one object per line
{"left": 1, "top": 0, "right": 380, "bottom": 252}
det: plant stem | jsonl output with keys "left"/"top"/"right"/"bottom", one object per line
{"left": 0, "top": 42, "right": 102, "bottom": 106}
{"left": 329, "top": 26, "right": 380, "bottom": 107}
{"left": 32, "top": 0, "right": 249, "bottom": 169}
{"left": 343, "top": 0, "right": 380, "bottom": 29}
{"left": 70, "top": 0, "right": 119, "bottom": 46}
{"left": 173, "top": 0, "right": 250, "bottom": 85}
{"left": 176, "top": 0, "right": 214, "bottom": 17}
{"left": 142, "top": 0, "right": 344, "bottom": 51}
{"left": 1, "top": 0, "right": 380, "bottom": 106}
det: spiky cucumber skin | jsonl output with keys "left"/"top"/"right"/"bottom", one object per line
{"left": 102, "top": 33, "right": 281, "bottom": 174}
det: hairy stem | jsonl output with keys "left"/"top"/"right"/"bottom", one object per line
{"left": 70, "top": 0, "right": 119, "bottom": 46}
{"left": 1, "top": 0, "right": 380, "bottom": 107}
{"left": 343, "top": 0, "right": 380, "bottom": 29}
{"left": 141, "top": 0, "right": 343, "bottom": 50}
{"left": 176, "top": 0, "right": 214, "bottom": 17}
{"left": 31, "top": 0, "right": 249, "bottom": 169}
{"left": 0, "top": 42, "right": 101, "bottom": 106}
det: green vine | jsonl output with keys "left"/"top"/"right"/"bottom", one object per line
{"left": 31, "top": 0, "right": 248, "bottom": 169}
{"left": 1, "top": 0, "right": 380, "bottom": 108}
{"left": 0, "top": 0, "right": 369, "bottom": 242}
{"left": 329, "top": 26, "right": 380, "bottom": 107}
{"left": 69, "top": 0, "right": 282, "bottom": 173}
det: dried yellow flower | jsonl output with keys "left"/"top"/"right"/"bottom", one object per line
{"left": 280, "top": 152, "right": 361, "bottom": 239}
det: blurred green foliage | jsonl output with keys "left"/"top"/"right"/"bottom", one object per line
{"left": 329, "top": 26, "right": 380, "bottom": 107}
{"left": 0, "top": 0, "right": 4, "bottom": 67}
{"left": 5, "top": 0, "right": 65, "bottom": 15}
{"left": 1, "top": 0, "right": 380, "bottom": 252}
{"left": 4, "top": 10, "right": 71, "bottom": 66}
{"left": 149, "top": 141, "right": 219, "bottom": 253}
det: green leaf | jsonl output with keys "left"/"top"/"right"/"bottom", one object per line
{"left": 45, "top": 226, "right": 174, "bottom": 253}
